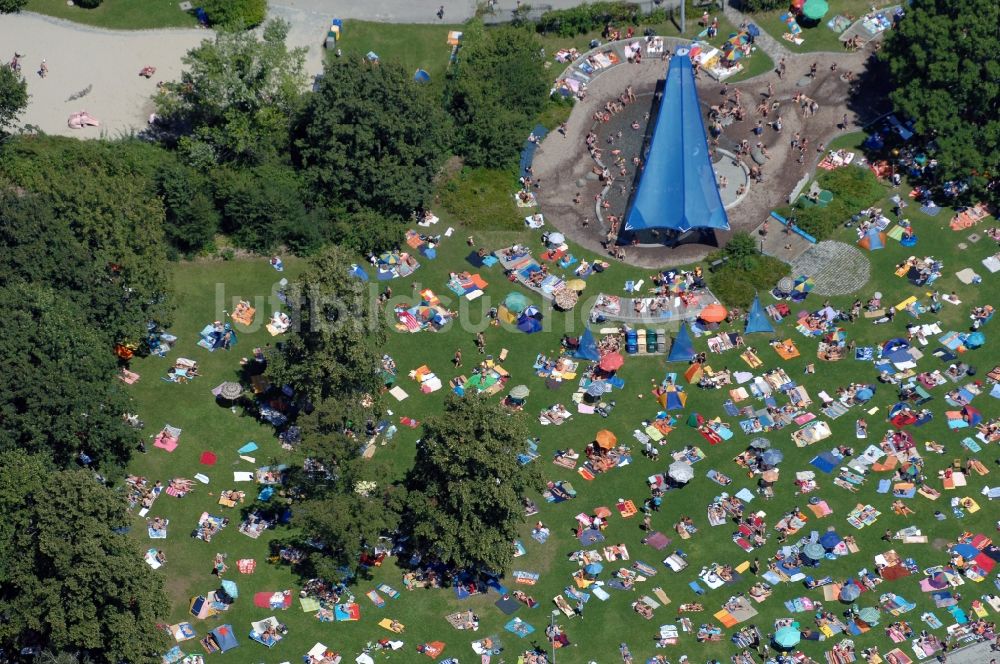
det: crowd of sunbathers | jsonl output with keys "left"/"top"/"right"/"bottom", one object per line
{"left": 126, "top": 476, "right": 162, "bottom": 510}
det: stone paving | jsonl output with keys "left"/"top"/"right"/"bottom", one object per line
{"left": 790, "top": 240, "right": 871, "bottom": 295}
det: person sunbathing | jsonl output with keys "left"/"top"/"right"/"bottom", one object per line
{"left": 633, "top": 601, "right": 653, "bottom": 619}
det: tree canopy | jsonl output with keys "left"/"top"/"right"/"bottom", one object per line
{"left": 881, "top": 0, "right": 1000, "bottom": 204}
{"left": 0, "top": 283, "right": 137, "bottom": 469}
{"left": 293, "top": 58, "right": 451, "bottom": 218}
{"left": 403, "top": 395, "right": 542, "bottom": 573}
{"left": 0, "top": 451, "right": 168, "bottom": 663}
{"left": 292, "top": 400, "right": 404, "bottom": 582}
{"left": 0, "top": 66, "right": 28, "bottom": 131}
{"left": 155, "top": 19, "right": 307, "bottom": 165}
{"left": 0, "top": 0, "right": 28, "bottom": 12}
{"left": 268, "top": 245, "right": 386, "bottom": 403}
{"left": 0, "top": 137, "right": 172, "bottom": 344}
{"left": 444, "top": 22, "right": 549, "bottom": 168}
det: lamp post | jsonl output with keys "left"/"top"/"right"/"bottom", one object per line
{"left": 550, "top": 609, "right": 560, "bottom": 663}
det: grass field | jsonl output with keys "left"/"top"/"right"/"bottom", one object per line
{"left": 125, "top": 145, "right": 1000, "bottom": 662}
{"left": 750, "top": 0, "right": 899, "bottom": 54}
{"left": 26, "top": 0, "right": 198, "bottom": 29}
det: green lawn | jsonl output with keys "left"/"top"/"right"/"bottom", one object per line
{"left": 125, "top": 161, "right": 1000, "bottom": 662}
{"left": 751, "top": 0, "right": 898, "bottom": 53}
{"left": 340, "top": 20, "right": 463, "bottom": 90}
{"left": 26, "top": 0, "right": 198, "bottom": 29}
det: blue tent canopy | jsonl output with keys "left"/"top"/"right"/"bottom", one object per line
{"left": 574, "top": 327, "right": 601, "bottom": 361}
{"left": 667, "top": 322, "right": 696, "bottom": 362}
{"left": 622, "top": 47, "right": 730, "bottom": 242}
{"left": 746, "top": 293, "right": 774, "bottom": 333}
{"left": 210, "top": 625, "right": 239, "bottom": 652}
{"left": 413, "top": 68, "right": 430, "bottom": 83}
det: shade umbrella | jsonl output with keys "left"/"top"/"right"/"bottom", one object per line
{"left": 965, "top": 331, "right": 985, "bottom": 349}
{"left": 839, "top": 584, "right": 861, "bottom": 602}
{"left": 217, "top": 381, "right": 243, "bottom": 400}
{"left": 587, "top": 380, "right": 610, "bottom": 397}
{"left": 668, "top": 461, "right": 694, "bottom": 483}
{"left": 599, "top": 352, "right": 624, "bottom": 372}
{"left": 761, "top": 469, "right": 780, "bottom": 483}
{"left": 762, "top": 449, "right": 784, "bottom": 466}
{"left": 749, "top": 437, "right": 771, "bottom": 450}
{"left": 855, "top": 387, "right": 874, "bottom": 402}
{"left": 802, "top": 0, "right": 829, "bottom": 20}
{"left": 356, "top": 654, "right": 375, "bottom": 664}
{"left": 547, "top": 232, "right": 565, "bottom": 246}
{"left": 774, "top": 626, "right": 801, "bottom": 649}
{"left": 777, "top": 277, "right": 795, "bottom": 293}
{"left": 873, "top": 291, "right": 883, "bottom": 299}
{"left": 503, "top": 291, "right": 530, "bottom": 314}
{"left": 566, "top": 279, "right": 587, "bottom": 292}
{"left": 378, "top": 252, "right": 399, "bottom": 265}
{"left": 220, "top": 579, "right": 238, "bottom": 599}
{"left": 803, "top": 543, "right": 825, "bottom": 560}
{"left": 595, "top": 429, "right": 617, "bottom": 449}
{"left": 699, "top": 303, "right": 728, "bottom": 323}
{"left": 859, "top": 607, "right": 880, "bottom": 624}
{"left": 509, "top": 384, "right": 530, "bottom": 399}
{"left": 584, "top": 562, "right": 603, "bottom": 577}
{"left": 553, "top": 288, "right": 579, "bottom": 310}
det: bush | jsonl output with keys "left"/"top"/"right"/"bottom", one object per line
{"left": 536, "top": 2, "right": 642, "bottom": 37}
{"left": 328, "top": 209, "right": 405, "bottom": 257}
{"left": 709, "top": 245, "right": 788, "bottom": 308}
{"left": 741, "top": 0, "right": 786, "bottom": 11}
{"left": 213, "top": 164, "right": 311, "bottom": 254}
{"left": 200, "top": 0, "right": 267, "bottom": 28}
{"left": 74, "top": 0, "right": 102, "bottom": 7}
{"left": 158, "top": 163, "right": 220, "bottom": 254}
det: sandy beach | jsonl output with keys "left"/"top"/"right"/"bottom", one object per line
{"left": 1, "top": 13, "right": 207, "bottom": 137}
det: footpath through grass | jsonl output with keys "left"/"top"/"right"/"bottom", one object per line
{"left": 127, "top": 173, "right": 1000, "bottom": 662}
{"left": 26, "top": 0, "right": 198, "bottom": 29}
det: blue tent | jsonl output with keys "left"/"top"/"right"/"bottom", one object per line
{"left": 667, "top": 323, "right": 696, "bottom": 362}
{"left": 621, "top": 47, "right": 730, "bottom": 243}
{"left": 574, "top": 327, "right": 601, "bottom": 361}
{"left": 349, "top": 264, "right": 369, "bottom": 281}
{"left": 210, "top": 625, "right": 239, "bottom": 652}
{"left": 516, "top": 306, "right": 543, "bottom": 334}
{"left": 413, "top": 68, "right": 430, "bottom": 83}
{"left": 745, "top": 294, "right": 774, "bottom": 333}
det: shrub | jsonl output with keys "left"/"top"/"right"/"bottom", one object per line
{"left": 741, "top": 0, "right": 786, "bottom": 11}
{"left": 708, "top": 241, "right": 788, "bottom": 308}
{"left": 329, "top": 209, "right": 406, "bottom": 257}
{"left": 213, "top": 164, "right": 309, "bottom": 254}
{"left": 200, "top": 0, "right": 267, "bottom": 28}
{"left": 536, "top": 1, "right": 642, "bottom": 37}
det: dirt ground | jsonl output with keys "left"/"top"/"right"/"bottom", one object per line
{"left": 532, "top": 38, "right": 886, "bottom": 268}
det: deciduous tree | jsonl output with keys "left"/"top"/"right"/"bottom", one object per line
{"left": 155, "top": 19, "right": 307, "bottom": 164}
{"left": 0, "top": 66, "right": 28, "bottom": 131}
{"left": 403, "top": 395, "right": 542, "bottom": 573}
{"left": 881, "top": 0, "right": 1000, "bottom": 204}
{"left": 0, "top": 284, "right": 137, "bottom": 469}
{"left": 293, "top": 58, "right": 450, "bottom": 218}
{"left": 268, "top": 245, "right": 385, "bottom": 403}
{"left": 0, "top": 451, "right": 168, "bottom": 663}
{"left": 444, "top": 22, "right": 548, "bottom": 167}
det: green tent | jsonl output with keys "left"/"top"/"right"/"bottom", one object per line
{"left": 802, "top": 0, "right": 829, "bottom": 20}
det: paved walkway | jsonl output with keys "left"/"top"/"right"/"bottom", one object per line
{"left": 790, "top": 240, "right": 871, "bottom": 295}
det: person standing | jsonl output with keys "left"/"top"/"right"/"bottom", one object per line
{"left": 39, "top": 59, "right": 48, "bottom": 78}
{"left": 750, "top": 558, "right": 760, "bottom": 575}
{"left": 453, "top": 348, "right": 463, "bottom": 368}
{"left": 436, "top": 5, "right": 445, "bottom": 19}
